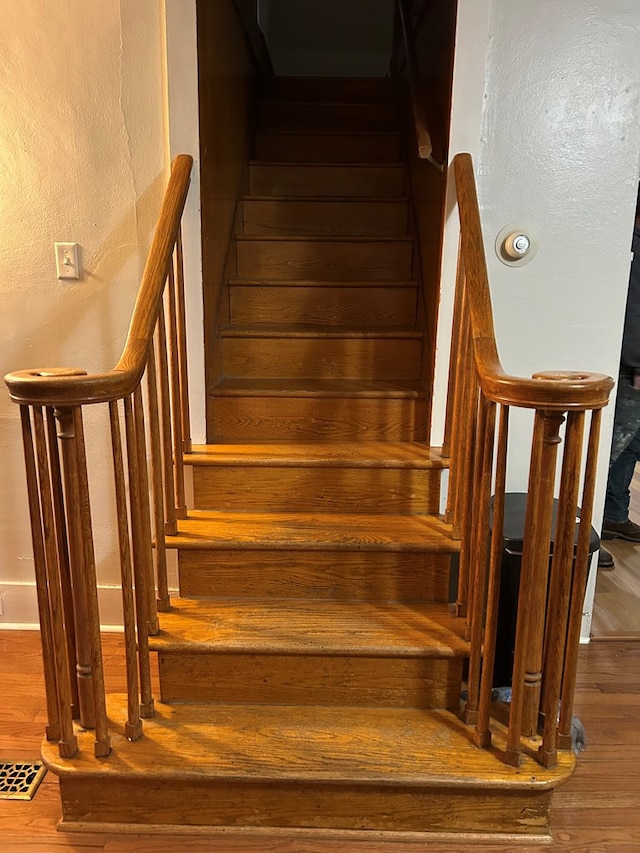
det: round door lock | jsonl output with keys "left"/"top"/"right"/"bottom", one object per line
{"left": 495, "top": 224, "right": 539, "bottom": 267}
{"left": 503, "top": 232, "right": 531, "bottom": 258}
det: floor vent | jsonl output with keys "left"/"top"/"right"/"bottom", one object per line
{"left": 0, "top": 761, "right": 47, "bottom": 800}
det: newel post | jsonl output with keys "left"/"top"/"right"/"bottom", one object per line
{"left": 55, "top": 405, "right": 110, "bottom": 757}
{"left": 506, "top": 409, "right": 564, "bottom": 764}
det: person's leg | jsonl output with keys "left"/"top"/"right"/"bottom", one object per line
{"left": 603, "top": 425, "right": 640, "bottom": 539}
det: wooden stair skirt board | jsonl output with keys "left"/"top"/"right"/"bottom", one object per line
{"left": 43, "top": 697, "right": 574, "bottom": 837}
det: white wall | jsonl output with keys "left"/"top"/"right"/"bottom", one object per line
{"left": 0, "top": 0, "right": 169, "bottom": 626}
{"left": 435, "top": 0, "right": 640, "bottom": 638}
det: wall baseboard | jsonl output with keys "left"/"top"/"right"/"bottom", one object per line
{"left": 0, "top": 582, "right": 133, "bottom": 631}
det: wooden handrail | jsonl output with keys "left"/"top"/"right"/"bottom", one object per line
{"left": 453, "top": 154, "right": 613, "bottom": 411}
{"left": 5, "top": 155, "right": 194, "bottom": 758}
{"left": 395, "top": 0, "right": 443, "bottom": 171}
{"left": 447, "top": 151, "right": 613, "bottom": 768}
{"left": 5, "top": 155, "right": 193, "bottom": 407}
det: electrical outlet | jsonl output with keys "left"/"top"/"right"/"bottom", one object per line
{"left": 55, "top": 242, "right": 81, "bottom": 280}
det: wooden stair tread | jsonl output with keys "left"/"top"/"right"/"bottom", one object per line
{"left": 252, "top": 130, "right": 400, "bottom": 138}
{"left": 220, "top": 325, "right": 422, "bottom": 338}
{"left": 249, "top": 160, "right": 405, "bottom": 169}
{"left": 210, "top": 378, "right": 426, "bottom": 397}
{"left": 228, "top": 278, "right": 417, "bottom": 288}
{"left": 44, "top": 696, "right": 574, "bottom": 788}
{"left": 235, "top": 234, "right": 412, "bottom": 243}
{"left": 243, "top": 194, "right": 408, "bottom": 202}
{"left": 151, "top": 598, "right": 468, "bottom": 657}
{"left": 187, "top": 441, "right": 446, "bottom": 468}
{"left": 167, "top": 509, "right": 457, "bottom": 551}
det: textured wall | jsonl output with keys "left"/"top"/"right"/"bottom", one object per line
{"left": 0, "top": 0, "right": 168, "bottom": 623}
{"left": 434, "top": 0, "right": 640, "bottom": 635}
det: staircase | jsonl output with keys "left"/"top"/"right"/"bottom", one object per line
{"left": 40, "top": 78, "right": 574, "bottom": 840}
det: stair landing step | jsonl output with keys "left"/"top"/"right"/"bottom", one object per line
{"left": 44, "top": 696, "right": 574, "bottom": 790}
{"left": 168, "top": 510, "right": 457, "bottom": 552}
{"left": 152, "top": 598, "right": 468, "bottom": 657}
{"left": 187, "top": 441, "right": 446, "bottom": 469}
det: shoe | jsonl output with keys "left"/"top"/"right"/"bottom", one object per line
{"left": 597, "top": 547, "right": 615, "bottom": 570}
{"left": 602, "top": 518, "right": 640, "bottom": 542}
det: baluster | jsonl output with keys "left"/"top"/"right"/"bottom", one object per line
{"left": 167, "top": 265, "right": 187, "bottom": 519}
{"left": 464, "top": 393, "right": 496, "bottom": 726}
{"left": 447, "top": 270, "right": 471, "bottom": 536}
{"left": 506, "top": 410, "right": 564, "bottom": 765}
{"left": 174, "top": 229, "right": 192, "bottom": 453}
{"left": 54, "top": 406, "right": 96, "bottom": 732}
{"left": 558, "top": 408, "right": 603, "bottom": 748}
{"left": 539, "top": 410, "right": 585, "bottom": 767}
{"left": 474, "top": 404, "right": 509, "bottom": 748}
{"left": 46, "top": 408, "right": 79, "bottom": 718}
{"left": 71, "top": 407, "right": 110, "bottom": 757}
{"left": 146, "top": 346, "right": 170, "bottom": 611}
{"left": 20, "top": 406, "right": 62, "bottom": 745}
{"left": 455, "top": 317, "right": 478, "bottom": 620}
{"left": 123, "top": 395, "right": 155, "bottom": 719}
{"left": 130, "top": 385, "right": 159, "bottom": 635}
{"left": 109, "top": 400, "right": 143, "bottom": 741}
{"left": 32, "top": 408, "right": 78, "bottom": 757}
{"left": 460, "top": 379, "right": 480, "bottom": 632}
{"left": 156, "top": 309, "right": 178, "bottom": 534}
{"left": 443, "top": 248, "right": 466, "bottom": 462}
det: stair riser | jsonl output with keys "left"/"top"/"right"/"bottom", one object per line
{"left": 249, "top": 164, "right": 406, "bottom": 197}
{"left": 267, "top": 77, "right": 395, "bottom": 103}
{"left": 192, "top": 466, "right": 440, "bottom": 514}
{"left": 236, "top": 238, "right": 412, "bottom": 281}
{"left": 222, "top": 337, "right": 422, "bottom": 380}
{"left": 208, "top": 395, "right": 428, "bottom": 441}
{"left": 57, "top": 776, "right": 553, "bottom": 836}
{"left": 253, "top": 132, "right": 402, "bottom": 163}
{"left": 242, "top": 199, "right": 408, "bottom": 237}
{"left": 258, "top": 102, "right": 397, "bottom": 133}
{"left": 230, "top": 284, "right": 417, "bottom": 326}
{"left": 157, "top": 652, "right": 463, "bottom": 710}
{"left": 177, "top": 550, "right": 451, "bottom": 602}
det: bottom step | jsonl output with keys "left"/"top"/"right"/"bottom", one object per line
{"left": 44, "top": 696, "right": 574, "bottom": 837}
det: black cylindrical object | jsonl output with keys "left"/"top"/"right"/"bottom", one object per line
{"left": 492, "top": 492, "right": 600, "bottom": 688}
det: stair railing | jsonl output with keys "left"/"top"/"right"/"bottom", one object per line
{"left": 394, "top": 0, "right": 444, "bottom": 171}
{"left": 443, "top": 153, "right": 613, "bottom": 767}
{"left": 4, "top": 154, "right": 193, "bottom": 758}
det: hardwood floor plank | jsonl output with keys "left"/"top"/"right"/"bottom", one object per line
{"left": 592, "top": 464, "right": 640, "bottom": 638}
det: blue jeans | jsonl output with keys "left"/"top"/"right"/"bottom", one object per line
{"left": 604, "top": 373, "right": 640, "bottom": 524}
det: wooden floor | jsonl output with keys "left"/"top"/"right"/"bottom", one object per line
{"left": 592, "top": 464, "right": 640, "bottom": 639}
{"left": 1, "top": 631, "right": 639, "bottom": 851}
